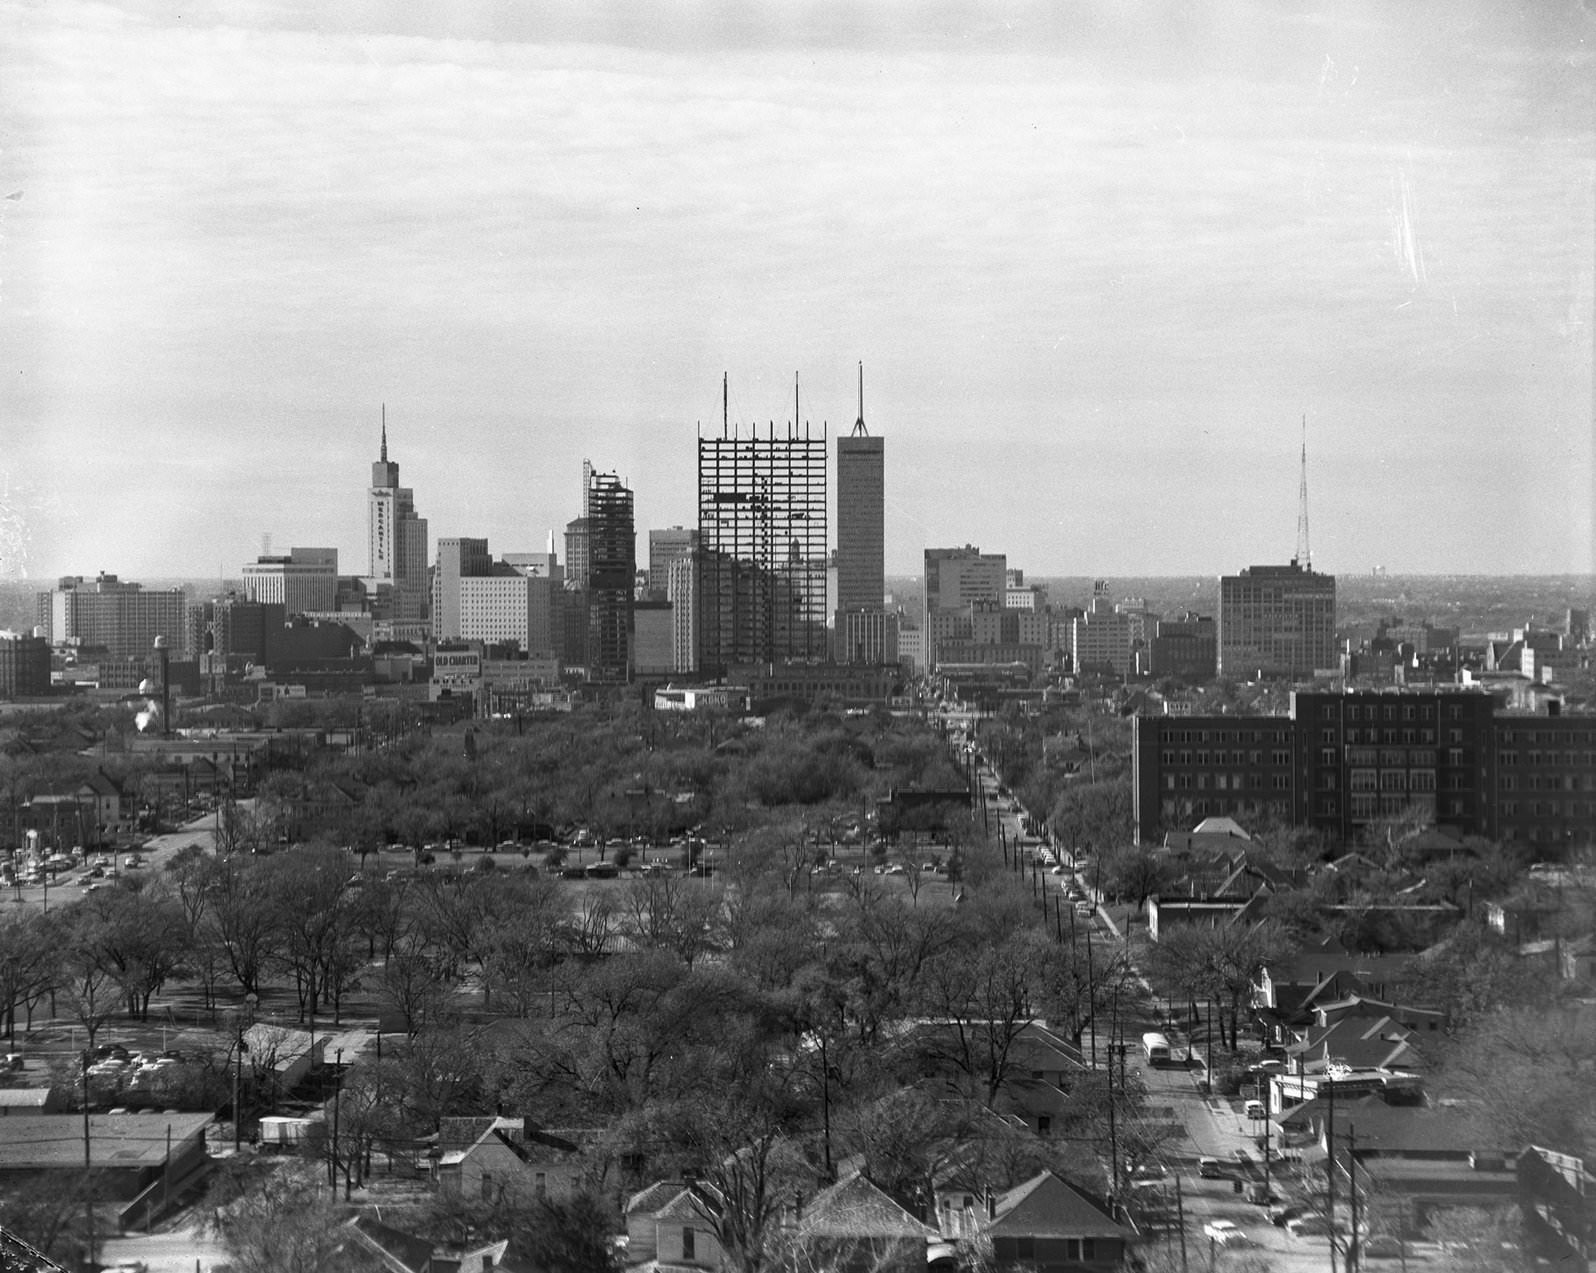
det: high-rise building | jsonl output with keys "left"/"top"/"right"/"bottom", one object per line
{"left": 587, "top": 472, "right": 635, "bottom": 683}
{"left": 697, "top": 393, "right": 827, "bottom": 675}
{"left": 922, "top": 546, "right": 1005, "bottom": 670}
{"left": 37, "top": 574, "right": 188, "bottom": 660}
{"left": 1217, "top": 562, "right": 1337, "bottom": 680}
{"left": 242, "top": 547, "right": 339, "bottom": 616}
{"left": 367, "top": 419, "right": 429, "bottom": 627}
{"left": 835, "top": 364, "right": 887, "bottom": 663}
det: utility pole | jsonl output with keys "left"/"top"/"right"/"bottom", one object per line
{"left": 1174, "top": 1172, "right": 1188, "bottom": 1272}
{"left": 1327, "top": 1070, "right": 1339, "bottom": 1273}
{"left": 81, "top": 1049, "right": 95, "bottom": 1271}
{"left": 1346, "top": 1124, "right": 1360, "bottom": 1273}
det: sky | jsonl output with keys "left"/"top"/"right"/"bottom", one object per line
{"left": 2, "top": 0, "right": 1593, "bottom": 584}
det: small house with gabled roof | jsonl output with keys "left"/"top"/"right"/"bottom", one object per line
{"left": 949, "top": 1170, "right": 1135, "bottom": 1272}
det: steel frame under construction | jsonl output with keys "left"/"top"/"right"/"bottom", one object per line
{"left": 697, "top": 416, "right": 827, "bottom": 675}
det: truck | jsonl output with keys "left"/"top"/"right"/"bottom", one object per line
{"left": 257, "top": 1115, "right": 317, "bottom": 1150}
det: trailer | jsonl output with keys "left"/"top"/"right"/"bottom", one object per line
{"left": 257, "top": 1115, "right": 316, "bottom": 1150}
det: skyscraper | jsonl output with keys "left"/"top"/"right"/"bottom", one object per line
{"left": 697, "top": 380, "right": 827, "bottom": 675}
{"left": 367, "top": 417, "right": 429, "bottom": 629}
{"left": 587, "top": 471, "right": 635, "bottom": 684}
{"left": 835, "top": 364, "right": 888, "bottom": 663}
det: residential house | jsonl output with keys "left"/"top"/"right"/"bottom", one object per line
{"left": 793, "top": 1171, "right": 939, "bottom": 1273}
{"left": 344, "top": 1214, "right": 523, "bottom": 1273}
{"left": 939, "top": 1171, "right": 1135, "bottom": 1273}
{"left": 1252, "top": 946, "right": 1412, "bottom": 1046}
{"left": 626, "top": 1182, "right": 728, "bottom": 1273}
{"left": 434, "top": 1116, "right": 590, "bottom": 1202}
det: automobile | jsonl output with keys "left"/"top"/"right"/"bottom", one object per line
{"left": 1287, "top": 1215, "right": 1344, "bottom": 1238}
{"left": 1049, "top": 865, "right": 1065, "bottom": 874}
{"left": 105, "top": 1261, "right": 148, "bottom": 1273}
{"left": 1267, "top": 1202, "right": 1309, "bottom": 1227}
{"left": 1233, "top": 1149, "right": 1255, "bottom": 1169}
{"left": 123, "top": 855, "right": 143, "bottom": 869}
{"left": 1361, "top": 1234, "right": 1405, "bottom": 1259}
{"left": 884, "top": 864, "right": 905, "bottom": 875}
{"left": 1197, "top": 1157, "right": 1225, "bottom": 1179}
{"left": 1074, "top": 900, "right": 1094, "bottom": 916}
{"left": 1129, "top": 1161, "right": 1168, "bottom": 1181}
{"left": 1244, "top": 1098, "right": 1266, "bottom": 1119}
{"left": 1201, "top": 1220, "right": 1246, "bottom": 1246}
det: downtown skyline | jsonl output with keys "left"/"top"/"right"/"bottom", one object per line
{"left": 2, "top": 0, "right": 1592, "bottom": 582}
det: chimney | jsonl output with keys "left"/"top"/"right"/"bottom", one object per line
{"left": 985, "top": 1187, "right": 996, "bottom": 1221}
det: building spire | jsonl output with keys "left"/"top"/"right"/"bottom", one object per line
{"left": 851, "top": 361, "right": 869, "bottom": 436}
{"left": 1295, "top": 414, "right": 1311, "bottom": 570}
{"left": 381, "top": 403, "right": 388, "bottom": 462}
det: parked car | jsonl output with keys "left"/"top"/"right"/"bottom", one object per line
{"left": 1198, "top": 1157, "right": 1225, "bottom": 1179}
{"left": 1268, "top": 1202, "right": 1310, "bottom": 1227}
{"left": 1362, "top": 1234, "right": 1405, "bottom": 1259}
{"left": 1287, "top": 1215, "right": 1345, "bottom": 1238}
{"left": 1244, "top": 1098, "right": 1266, "bottom": 1119}
{"left": 1201, "top": 1220, "right": 1247, "bottom": 1247}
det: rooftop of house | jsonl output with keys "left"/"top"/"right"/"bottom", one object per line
{"left": 797, "top": 1171, "right": 939, "bottom": 1240}
{"left": 986, "top": 1171, "right": 1131, "bottom": 1240}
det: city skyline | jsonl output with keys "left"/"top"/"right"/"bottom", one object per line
{"left": 3, "top": 1, "right": 1592, "bottom": 581}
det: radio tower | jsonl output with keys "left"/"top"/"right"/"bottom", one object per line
{"left": 1294, "top": 414, "right": 1311, "bottom": 570}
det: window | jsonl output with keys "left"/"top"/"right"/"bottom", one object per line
{"left": 1037, "top": 1115, "right": 1052, "bottom": 1135}
{"left": 535, "top": 1172, "right": 547, "bottom": 1197}
{"left": 683, "top": 1228, "right": 696, "bottom": 1261}
{"left": 1013, "top": 1239, "right": 1036, "bottom": 1260}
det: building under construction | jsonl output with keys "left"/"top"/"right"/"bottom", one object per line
{"left": 697, "top": 397, "right": 827, "bottom": 677}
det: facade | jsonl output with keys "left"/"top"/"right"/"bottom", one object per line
{"left": 648, "top": 527, "right": 699, "bottom": 599}
{"left": 633, "top": 600, "right": 674, "bottom": 675}
{"left": 1132, "top": 688, "right": 1596, "bottom": 849}
{"left": 242, "top": 547, "right": 339, "bottom": 616}
{"left": 697, "top": 422, "right": 828, "bottom": 674}
{"left": 432, "top": 538, "right": 493, "bottom": 641}
{"left": 667, "top": 555, "right": 700, "bottom": 674}
{"left": 564, "top": 518, "right": 591, "bottom": 591}
{"left": 587, "top": 472, "right": 635, "bottom": 684}
{"left": 366, "top": 425, "right": 430, "bottom": 626}
{"left": 1069, "top": 583, "right": 1135, "bottom": 678}
{"left": 1217, "top": 562, "right": 1337, "bottom": 680}
{"left": 38, "top": 574, "right": 188, "bottom": 660}
{"left": 1148, "top": 615, "right": 1217, "bottom": 680}
{"left": 0, "top": 631, "right": 50, "bottom": 698}
{"left": 923, "top": 546, "right": 1006, "bottom": 671}
{"left": 835, "top": 375, "right": 886, "bottom": 662}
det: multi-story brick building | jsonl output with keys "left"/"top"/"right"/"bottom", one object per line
{"left": 1133, "top": 688, "right": 1595, "bottom": 851}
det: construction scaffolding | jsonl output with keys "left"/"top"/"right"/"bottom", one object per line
{"left": 697, "top": 416, "right": 828, "bottom": 676}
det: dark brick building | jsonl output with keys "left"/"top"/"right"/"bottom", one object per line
{"left": 1133, "top": 688, "right": 1595, "bottom": 850}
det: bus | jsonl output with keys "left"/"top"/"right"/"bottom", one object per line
{"left": 1141, "top": 1032, "right": 1173, "bottom": 1066}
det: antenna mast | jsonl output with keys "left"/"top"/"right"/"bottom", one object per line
{"left": 851, "top": 361, "right": 868, "bottom": 436}
{"left": 1295, "top": 414, "right": 1311, "bottom": 570}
